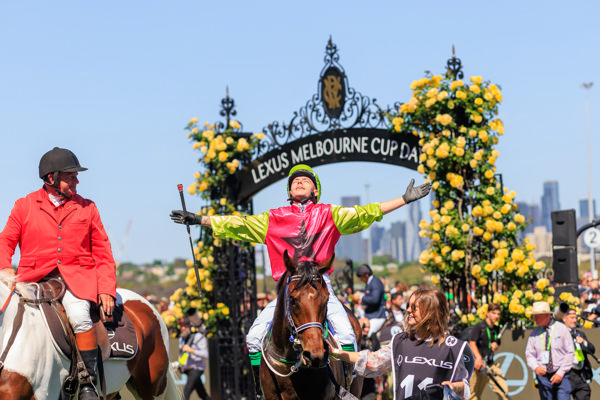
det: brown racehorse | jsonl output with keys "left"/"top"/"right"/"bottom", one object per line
{"left": 0, "top": 271, "right": 180, "bottom": 400}
{"left": 260, "top": 251, "right": 362, "bottom": 400}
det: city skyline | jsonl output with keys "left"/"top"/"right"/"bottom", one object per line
{"left": 1, "top": 2, "right": 597, "bottom": 264}
{"left": 335, "top": 179, "right": 599, "bottom": 264}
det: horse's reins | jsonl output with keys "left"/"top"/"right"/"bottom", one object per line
{"left": 262, "top": 273, "right": 327, "bottom": 377}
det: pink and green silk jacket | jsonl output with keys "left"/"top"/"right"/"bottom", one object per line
{"left": 210, "top": 202, "right": 383, "bottom": 281}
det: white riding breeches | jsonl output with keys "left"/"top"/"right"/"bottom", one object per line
{"left": 246, "top": 274, "right": 357, "bottom": 353}
{"left": 367, "top": 318, "right": 386, "bottom": 338}
{"left": 62, "top": 289, "right": 93, "bottom": 334}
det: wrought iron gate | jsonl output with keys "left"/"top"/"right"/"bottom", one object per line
{"left": 204, "top": 38, "right": 418, "bottom": 399}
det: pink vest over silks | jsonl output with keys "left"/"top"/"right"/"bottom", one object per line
{"left": 265, "top": 203, "right": 338, "bottom": 281}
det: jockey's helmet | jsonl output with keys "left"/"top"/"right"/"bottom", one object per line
{"left": 287, "top": 164, "right": 321, "bottom": 203}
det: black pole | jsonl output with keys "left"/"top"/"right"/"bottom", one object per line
{"left": 577, "top": 219, "right": 600, "bottom": 237}
{"left": 177, "top": 184, "right": 203, "bottom": 297}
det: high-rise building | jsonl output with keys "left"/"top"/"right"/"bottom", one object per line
{"left": 378, "top": 228, "right": 393, "bottom": 258}
{"left": 579, "top": 198, "right": 596, "bottom": 221}
{"left": 405, "top": 202, "right": 423, "bottom": 261}
{"left": 516, "top": 201, "right": 541, "bottom": 236}
{"left": 525, "top": 226, "right": 552, "bottom": 259}
{"left": 541, "top": 181, "right": 560, "bottom": 233}
{"left": 390, "top": 221, "right": 406, "bottom": 263}
{"left": 336, "top": 196, "right": 364, "bottom": 263}
{"left": 370, "top": 225, "right": 385, "bottom": 255}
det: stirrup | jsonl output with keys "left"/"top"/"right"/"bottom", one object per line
{"left": 78, "top": 384, "right": 99, "bottom": 400}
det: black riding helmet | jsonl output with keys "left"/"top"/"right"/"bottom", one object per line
{"left": 39, "top": 147, "right": 87, "bottom": 196}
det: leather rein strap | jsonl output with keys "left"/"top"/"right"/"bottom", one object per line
{"left": 0, "top": 297, "right": 25, "bottom": 372}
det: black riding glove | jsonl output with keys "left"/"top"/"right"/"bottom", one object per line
{"left": 402, "top": 179, "right": 432, "bottom": 204}
{"left": 170, "top": 210, "right": 201, "bottom": 225}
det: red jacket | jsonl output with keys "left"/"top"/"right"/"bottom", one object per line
{"left": 0, "top": 187, "right": 117, "bottom": 303}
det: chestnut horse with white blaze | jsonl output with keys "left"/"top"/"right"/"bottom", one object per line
{"left": 0, "top": 271, "right": 180, "bottom": 400}
{"left": 260, "top": 251, "right": 362, "bottom": 400}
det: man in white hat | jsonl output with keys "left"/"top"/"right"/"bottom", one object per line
{"left": 525, "top": 301, "right": 574, "bottom": 400}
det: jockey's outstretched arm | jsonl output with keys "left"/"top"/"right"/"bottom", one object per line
{"left": 379, "top": 179, "right": 431, "bottom": 214}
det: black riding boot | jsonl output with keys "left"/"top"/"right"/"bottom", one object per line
{"left": 251, "top": 365, "right": 264, "bottom": 400}
{"left": 79, "top": 349, "right": 99, "bottom": 400}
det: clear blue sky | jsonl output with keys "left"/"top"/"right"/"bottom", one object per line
{"left": 1, "top": 1, "right": 598, "bottom": 264}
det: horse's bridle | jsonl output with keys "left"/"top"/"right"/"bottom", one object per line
{"left": 262, "top": 273, "right": 327, "bottom": 377}
{"left": 284, "top": 275, "right": 326, "bottom": 339}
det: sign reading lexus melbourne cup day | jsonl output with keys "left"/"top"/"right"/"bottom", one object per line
{"left": 231, "top": 128, "right": 420, "bottom": 203}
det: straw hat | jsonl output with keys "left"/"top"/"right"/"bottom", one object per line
{"left": 531, "top": 301, "right": 552, "bottom": 315}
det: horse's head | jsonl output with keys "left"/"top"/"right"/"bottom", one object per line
{"left": 282, "top": 250, "right": 331, "bottom": 368}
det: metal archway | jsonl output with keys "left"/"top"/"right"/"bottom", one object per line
{"left": 207, "top": 37, "right": 423, "bottom": 400}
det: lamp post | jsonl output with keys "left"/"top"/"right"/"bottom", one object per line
{"left": 582, "top": 82, "right": 595, "bottom": 278}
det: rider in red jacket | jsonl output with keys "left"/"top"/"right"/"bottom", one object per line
{"left": 0, "top": 147, "right": 116, "bottom": 400}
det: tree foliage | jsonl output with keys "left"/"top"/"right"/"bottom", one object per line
{"left": 161, "top": 118, "right": 265, "bottom": 335}
{"left": 388, "top": 71, "right": 580, "bottom": 326}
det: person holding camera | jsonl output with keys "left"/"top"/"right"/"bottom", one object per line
{"left": 468, "top": 303, "right": 508, "bottom": 400}
{"left": 561, "top": 307, "right": 595, "bottom": 400}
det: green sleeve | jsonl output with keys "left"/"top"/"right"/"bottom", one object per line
{"left": 331, "top": 203, "right": 384, "bottom": 235}
{"left": 210, "top": 211, "right": 270, "bottom": 243}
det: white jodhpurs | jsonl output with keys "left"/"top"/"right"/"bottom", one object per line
{"left": 62, "top": 289, "right": 93, "bottom": 334}
{"left": 246, "top": 274, "right": 357, "bottom": 353}
{"left": 367, "top": 318, "right": 386, "bottom": 338}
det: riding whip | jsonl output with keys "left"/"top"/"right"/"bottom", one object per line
{"left": 177, "top": 184, "right": 203, "bottom": 297}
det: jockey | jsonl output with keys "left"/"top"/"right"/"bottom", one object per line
{"left": 171, "top": 164, "right": 431, "bottom": 399}
{"left": 0, "top": 147, "right": 117, "bottom": 400}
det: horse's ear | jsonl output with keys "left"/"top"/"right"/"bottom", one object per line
{"left": 283, "top": 250, "right": 297, "bottom": 274}
{"left": 317, "top": 253, "right": 335, "bottom": 275}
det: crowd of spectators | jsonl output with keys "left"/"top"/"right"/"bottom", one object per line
{"left": 579, "top": 274, "right": 600, "bottom": 325}
{"left": 153, "top": 265, "right": 600, "bottom": 400}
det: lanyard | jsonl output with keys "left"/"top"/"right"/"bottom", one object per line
{"left": 541, "top": 322, "right": 554, "bottom": 350}
{"left": 486, "top": 326, "right": 497, "bottom": 349}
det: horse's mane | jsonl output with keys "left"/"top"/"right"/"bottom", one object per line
{"left": 0, "top": 270, "right": 38, "bottom": 300}
{"left": 275, "top": 261, "right": 323, "bottom": 295}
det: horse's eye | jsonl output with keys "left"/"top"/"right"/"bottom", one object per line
{"left": 289, "top": 297, "right": 297, "bottom": 307}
